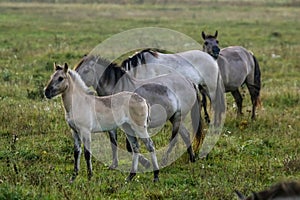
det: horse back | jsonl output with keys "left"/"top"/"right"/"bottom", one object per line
{"left": 218, "top": 46, "right": 256, "bottom": 91}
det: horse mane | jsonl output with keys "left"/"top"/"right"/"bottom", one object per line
{"left": 121, "top": 49, "right": 158, "bottom": 70}
{"left": 68, "top": 69, "right": 93, "bottom": 95}
{"left": 73, "top": 56, "right": 86, "bottom": 71}
{"left": 100, "top": 57, "right": 127, "bottom": 86}
{"left": 204, "top": 34, "right": 217, "bottom": 39}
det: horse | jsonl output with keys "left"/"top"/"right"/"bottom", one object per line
{"left": 235, "top": 181, "right": 300, "bottom": 199}
{"left": 74, "top": 55, "right": 203, "bottom": 168}
{"left": 201, "top": 30, "right": 261, "bottom": 119}
{"left": 44, "top": 63, "right": 159, "bottom": 182}
{"left": 121, "top": 49, "right": 226, "bottom": 126}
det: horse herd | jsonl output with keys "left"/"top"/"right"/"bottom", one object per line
{"left": 43, "top": 31, "right": 298, "bottom": 198}
{"left": 44, "top": 30, "right": 260, "bottom": 183}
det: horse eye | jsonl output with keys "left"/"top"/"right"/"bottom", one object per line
{"left": 58, "top": 77, "right": 64, "bottom": 82}
{"left": 216, "top": 40, "right": 219, "bottom": 44}
{"left": 204, "top": 41, "right": 208, "bottom": 45}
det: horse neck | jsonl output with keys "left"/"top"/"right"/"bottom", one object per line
{"left": 62, "top": 73, "right": 86, "bottom": 113}
{"left": 97, "top": 66, "right": 135, "bottom": 95}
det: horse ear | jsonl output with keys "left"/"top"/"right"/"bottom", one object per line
{"left": 214, "top": 30, "right": 218, "bottom": 38}
{"left": 54, "top": 62, "right": 62, "bottom": 71}
{"left": 63, "top": 63, "right": 69, "bottom": 73}
{"left": 202, "top": 31, "right": 206, "bottom": 40}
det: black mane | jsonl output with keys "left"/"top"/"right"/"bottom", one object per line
{"left": 121, "top": 49, "right": 158, "bottom": 70}
{"left": 100, "top": 59, "right": 126, "bottom": 86}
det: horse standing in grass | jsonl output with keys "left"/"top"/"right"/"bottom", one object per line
{"left": 121, "top": 48, "right": 225, "bottom": 125}
{"left": 74, "top": 55, "right": 203, "bottom": 168}
{"left": 202, "top": 31, "right": 261, "bottom": 119}
{"left": 44, "top": 63, "right": 159, "bottom": 182}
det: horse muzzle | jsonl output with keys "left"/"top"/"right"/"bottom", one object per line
{"left": 44, "top": 88, "right": 53, "bottom": 99}
{"left": 212, "top": 46, "right": 220, "bottom": 59}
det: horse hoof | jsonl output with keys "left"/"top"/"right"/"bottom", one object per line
{"left": 190, "top": 156, "right": 196, "bottom": 163}
{"left": 153, "top": 177, "right": 159, "bottom": 182}
{"left": 88, "top": 174, "right": 93, "bottom": 181}
{"left": 126, "top": 173, "right": 136, "bottom": 182}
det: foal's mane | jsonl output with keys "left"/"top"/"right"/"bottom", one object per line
{"left": 68, "top": 69, "right": 92, "bottom": 94}
{"left": 121, "top": 49, "right": 158, "bottom": 70}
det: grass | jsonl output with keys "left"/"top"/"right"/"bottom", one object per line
{"left": 0, "top": 1, "right": 299, "bottom": 199}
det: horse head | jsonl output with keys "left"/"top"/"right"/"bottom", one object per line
{"left": 235, "top": 181, "right": 300, "bottom": 200}
{"left": 201, "top": 30, "right": 220, "bottom": 59}
{"left": 44, "top": 63, "right": 69, "bottom": 99}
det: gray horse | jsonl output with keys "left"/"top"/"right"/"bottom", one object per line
{"left": 202, "top": 31, "right": 261, "bottom": 119}
{"left": 74, "top": 55, "right": 203, "bottom": 169}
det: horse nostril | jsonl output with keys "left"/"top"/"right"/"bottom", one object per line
{"left": 213, "top": 46, "right": 220, "bottom": 53}
{"left": 44, "top": 88, "right": 52, "bottom": 99}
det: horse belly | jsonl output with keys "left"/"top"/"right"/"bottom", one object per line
{"left": 134, "top": 85, "right": 177, "bottom": 128}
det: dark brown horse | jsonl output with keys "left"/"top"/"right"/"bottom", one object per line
{"left": 235, "top": 181, "right": 300, "bottom": 199}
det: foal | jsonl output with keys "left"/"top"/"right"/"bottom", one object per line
{"left": 44, "top": 63, "right": 159, "bottom": 182}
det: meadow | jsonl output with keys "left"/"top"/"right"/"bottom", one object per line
{"left": 0, "top": 1, "right": 299, "bottom": 199}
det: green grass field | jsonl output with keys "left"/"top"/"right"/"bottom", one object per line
{"left": 0, "top": 1, "right": 299, "bottom": 199}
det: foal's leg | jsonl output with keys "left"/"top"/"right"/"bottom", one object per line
{"left": 70, "top": 130, "right": 81, "bottom": 183}
{"left": 231, "top": 89, "right": 243, "bottom": 117}
{"left": 124, "top": 134, "right": 140, "bottom": 182}
{"left": 108, "top": 130, "right": 119, "bottom": 169}
{"left": 140, "top": 137, "right": 159, "bottom": 182}
{"left": 82, "top": 133, "right": 93, "bottom": 180}
{"left": 179, "top": 125, "right": 195, "bottom": 162}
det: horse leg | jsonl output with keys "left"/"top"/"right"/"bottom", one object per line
{"left": 70, "top": 130, "right": 81, "bottom": 183}
{"left": 231, "top": 90, "right": 243, "bottom": 117}
{"left": 125, "top": 136, "right": 150, "bottom": 169}
{"left": 122, "top": 123, "right": 150, "bottom": 181}
{"left": 246, "top": 83, "right": 260, "bottom": 120}
{"left": 108, "top": 130, "right": 119, "bottom": 169}
{"left": 179, "top": 125, "right": 195, "bottom": 162}
{"left": 83, "top": 134, "right": 93, "bottom": 180}
{"left": 161, "top": 112, "right": 181, "bottom": 166}
{"left": 199, "top": 84, "right": 210, "bottom": 124}
{"left": 140, "top": 137, "right": 159, "bottom": 182}
{"left": 124, "top": 134, "right": 140, "bottom": 182}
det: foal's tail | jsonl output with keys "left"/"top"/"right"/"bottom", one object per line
{"left": 252, "top": 54, "right": 262, "bottom": 107}
{"left": 191, "top": 84, "right": 204, "bottom": 153}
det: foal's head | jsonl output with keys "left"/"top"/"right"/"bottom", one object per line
{"left": 44, "top": 63, "right": 69, "bottom": 99}
{"left": 201, "top": 30, "right": 220, "bottom": 59}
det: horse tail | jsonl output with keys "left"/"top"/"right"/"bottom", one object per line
{"left": 252, "top": 54, "right": 262, "bottom": 107}
{"left": 191, "top": 84, "right": 204, "bottom": 153}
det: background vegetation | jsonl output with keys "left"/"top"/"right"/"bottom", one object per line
{"left": 0, "top": 1, "right": 299, "bottom": 199}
